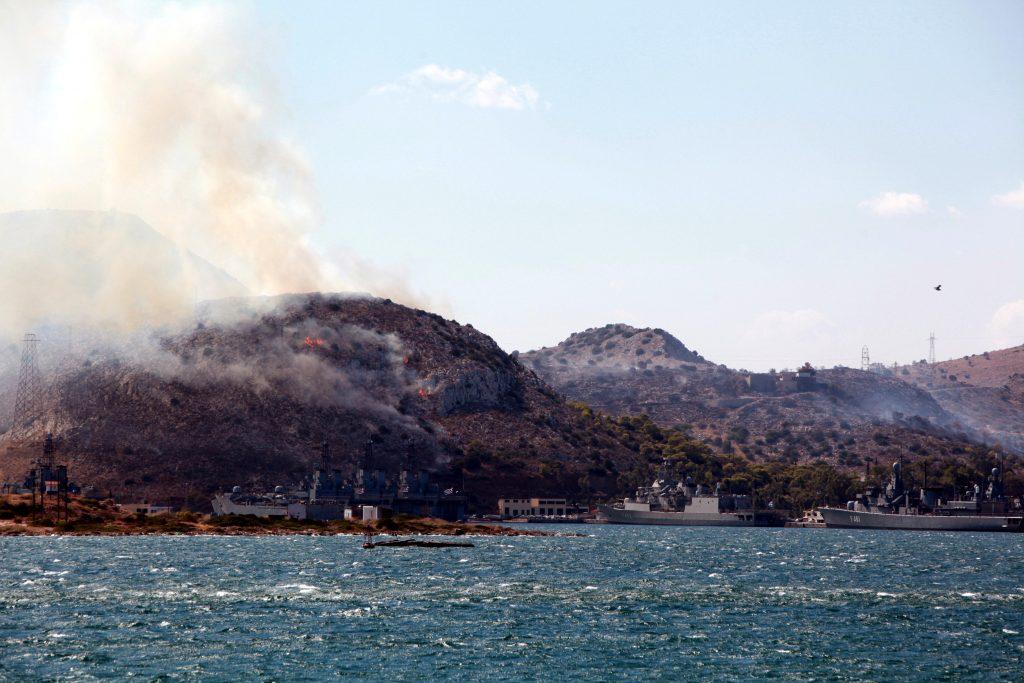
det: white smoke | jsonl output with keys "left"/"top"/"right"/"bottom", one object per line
{"left": 158, "top": 317, "right": 424, "bottom": 424}
{"left": 0, "top": 1, "right": 344, "bottom": 339}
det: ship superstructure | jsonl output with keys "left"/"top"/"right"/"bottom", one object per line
{"left": 212, "top": 441, "right": 467, "bottom": 521}
{"left": 819, "top": 459, "right": 1023, "bottom": 532}
{"left": 597, "top": 475, "right": 783, "bottom": 526}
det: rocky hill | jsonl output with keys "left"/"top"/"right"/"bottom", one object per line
{"left": 0, "top": 295, "right": 678, "bottom": 509}
{"left": 1, "top": 307, "right": 1014, "bottom": 512}
{"left": 898, "top": 345, "right": 1024, "bottom": 454}
{"left": 524, "top": 323, "right": 706, "bottom": 373}
{"left": 522, "top": 324, "right": 992, "bottom": 468}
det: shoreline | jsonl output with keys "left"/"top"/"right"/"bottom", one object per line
{"left": 0, "top": 495, "right": 560, "bottom": 538}
{"left": 0, "top": 517, "right": 560, "bottom": 538}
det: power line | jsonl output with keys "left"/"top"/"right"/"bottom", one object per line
{"left": 13, "top": 333, "right": 43, "bottom": 429}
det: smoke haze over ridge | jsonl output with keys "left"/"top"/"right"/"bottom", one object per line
{"left": 0, "top": 1, "right": 370, "bottom": 340}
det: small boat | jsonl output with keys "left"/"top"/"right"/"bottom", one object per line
{"left": 362, "top": 538, "right": 475, "bottom": 549}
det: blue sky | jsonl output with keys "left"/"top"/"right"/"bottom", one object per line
{"left": 253, "top": 0, "right": 1023, "bottom": 369}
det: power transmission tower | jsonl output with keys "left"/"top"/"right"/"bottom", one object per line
{"left": 861, "top": 346, "right": 870, "bottom": 371}
{"left": 928, "top": 332, "right": 936, "bottom": 365}
{"left": 13, "top": 333, "right": 43, "bottom": 428}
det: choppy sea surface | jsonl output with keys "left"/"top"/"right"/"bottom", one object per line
{"left": 1, "top": 526, "right": 1023, "bottom": 681}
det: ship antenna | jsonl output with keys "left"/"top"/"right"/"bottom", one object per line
{"left": 320, "top": 441, "right": 330, "bottom": 472}
{"left": 364, "top": 437, "right": 374, "bottom": 469}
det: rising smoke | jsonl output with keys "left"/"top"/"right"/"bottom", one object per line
{"left": 0, "top": 1, "right": 446, "bottom": 438}
{"left": 160, "top": 311, "right": 424, "bottom": 424}
{"left": 0, "top": 1, "right": 391, "bottom": 342}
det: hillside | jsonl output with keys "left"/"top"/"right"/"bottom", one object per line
{"left": 0, "top": 307, "right": 1015, "bottom": 513}
{"left": 523, "top": 323, "right": 707, "bottom": 372}
{"left": 907, "top": 345, "right": 1024, "bottom": 388}
{"left": 523, "top": 324, "right": 991, "bottom": 468}
{"left": 899, "top": 345, "right": 1024, "bottom": 454}
{"left": 0, "top": 295, "right": 685, "bottom": 509}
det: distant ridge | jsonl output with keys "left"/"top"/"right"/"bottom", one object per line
{"left": 523, "top": 321, "right": 1005, "bottom": 467}
{"left": 523, "top": 323, "right": 706, "bottom": 374}
{"left": 899, "top": 344, "right": 1024, "bottom": 454}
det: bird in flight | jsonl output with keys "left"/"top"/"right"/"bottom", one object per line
{"left": 934, "top": 285, "right": 942, "bottom": 291}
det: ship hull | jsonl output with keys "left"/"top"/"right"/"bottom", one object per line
{"left": 819, "top": 507, "right": 1023, "bottom": 532}
{"left": 211, "top": 493, "right": 289, "bottom": 517}
{"left": 597, "top": 505, "right": 783, "bottom": 527}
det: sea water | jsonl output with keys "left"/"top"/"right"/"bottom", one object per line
{"left": 1, "top": 526, "right": 1022, "bottom": 681}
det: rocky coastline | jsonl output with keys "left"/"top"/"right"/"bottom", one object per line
{"left": 0, "top": 495, "right": 555, "bottom": 538}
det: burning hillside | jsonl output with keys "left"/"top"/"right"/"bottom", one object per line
{"left": 899, "top": 345, "right": 1024, "bottom": 454}
{"left": 0, "top": 294, "right": 658, "bottom": 509}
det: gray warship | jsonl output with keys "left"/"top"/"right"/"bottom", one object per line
{"left": 597, "top": 476, "right": 784, "bottom": 526}
{"left": 818, "top": 460, "right": 1023, "bottom": 532}
{"left": 210, "top": 485, "right": 299, "bottom": 518}
{"left": 212, "top": 441, "right": 467, "bottom": 521}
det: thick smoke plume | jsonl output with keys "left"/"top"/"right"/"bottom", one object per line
{"left": 0, "top": 1, "right": 339, "bottom": 339}
{"left": 160, "top": 308, "right": 425, "bottom": 427}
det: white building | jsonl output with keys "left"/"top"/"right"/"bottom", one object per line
{"left": 498, "top": 497, "right": 568, "bottom": 518}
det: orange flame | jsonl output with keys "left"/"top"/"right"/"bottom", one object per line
{"left": 418, "top": 388, "right": 428, "bottom": 399}
{"left": 304, "top": 336, "right": 325, "bottom": 348}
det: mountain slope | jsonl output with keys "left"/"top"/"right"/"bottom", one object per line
{"left": 899, "top": 345, "right": 1024, "bottom": 453}
{"left": 523, "top": 324, "right": 990, "bottom": 467}
{"left": 0, "top": 295, "right": 667, "bottom": 509}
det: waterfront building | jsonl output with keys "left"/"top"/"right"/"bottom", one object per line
{"left": 498, "top": 497, "right": 568, "bottom": 518}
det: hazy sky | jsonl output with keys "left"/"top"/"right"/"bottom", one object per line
{"left": 24, "top": 1, "right": 1024, "bottom": 370}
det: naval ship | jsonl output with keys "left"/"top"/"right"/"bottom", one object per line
{"left": 597, "top": 476, "right": 784, "bottom": 526}
{"left": 818, "top": 460, "right": 1023, "bottom": 532}
{"left": 212, "top": 441, "right": 467, "bottom": 522}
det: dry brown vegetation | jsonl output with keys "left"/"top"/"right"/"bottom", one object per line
{"left": 522, "top": 324, "right": 1014, "bottom": 471}
{"left": 899, "top": 345, "right": 1024, "bottom": 454}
